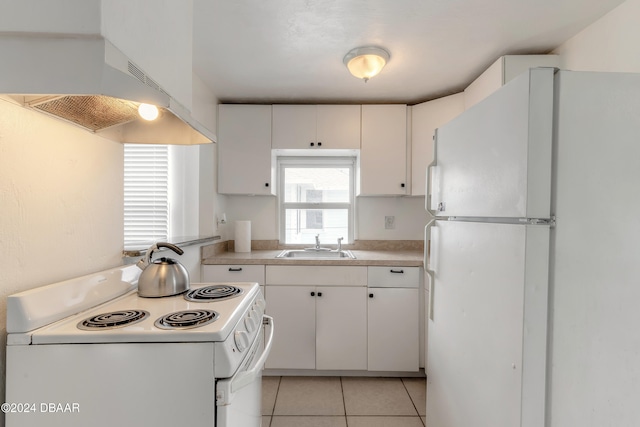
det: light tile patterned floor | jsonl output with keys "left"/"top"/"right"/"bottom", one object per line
{"left": 262, "top": 376, "right": 426, "bottom": 427}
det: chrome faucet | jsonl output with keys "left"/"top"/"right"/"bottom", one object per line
{"left": 336, "top": 237, "right": 343, "bottom": 252}
{"left": 315, "top": 234, "right": 321, "bottom": 250}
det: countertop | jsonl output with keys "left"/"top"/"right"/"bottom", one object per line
{"left": 123, "top": 235, "right": 221, "bottom": 257}
{"left": 201, "top": 249, "right": 424, "bottom": 267}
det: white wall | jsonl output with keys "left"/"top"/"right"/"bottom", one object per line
{"left": 169, "top": 145, "right": 201, "bottom": 238}
{"left": 553, "top": 0, "right": 640, "bottom": 73}
{"left": 193, "top": 73, "right": 221, "bottom": 238}
{"left": 0, "top": 96, "right": 124, "bottom": 412}
{"left": 224, "top": 196, "right": 278, "bottom": 240}
{"left": 101, "top": 0, "right": 194, "bottom": 109}
{"left": 0, "top": 0, "right": 101, "bottom": 35}
{"left": 357, "top": 197, "right": 428, "bottom": 240}
{"left": 222, "top": 195, "right": 427, "bottom": 242}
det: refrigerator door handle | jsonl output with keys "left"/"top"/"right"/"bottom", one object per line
{"left": 424, "top": 220, "right": 437, "bottom": 320}
{"left": 425, "top": 132, "right": 439, "bottom": 216}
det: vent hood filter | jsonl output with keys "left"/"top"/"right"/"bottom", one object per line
{"left": 0, "top": 35, "right": 216, "bottom": 145}
{"left": 31, "top": 95, "right": 140, "bottom": 132}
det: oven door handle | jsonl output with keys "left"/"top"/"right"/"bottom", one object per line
{"left": 230, "top": 315, "right": 274, "bottom": 393}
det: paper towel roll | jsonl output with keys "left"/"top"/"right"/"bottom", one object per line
{"left": 235, "top": 221, "right": 251, "bottom": 253}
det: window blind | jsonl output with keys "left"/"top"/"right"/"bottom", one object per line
{"left": 124, "top": 144, "right": 169, "bottom": 246}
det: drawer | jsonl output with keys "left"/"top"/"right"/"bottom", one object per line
{"left": 201, "top": 265, "right": 265, "bottom": 286}
{"left": 266, "top": 265, "right": 367, "bottom": 286}
{"left": 367, "top": 266, "right": 419, "bottom": 288}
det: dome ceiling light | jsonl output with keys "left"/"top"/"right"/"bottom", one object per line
{"left": 343, "top": 46, "right": 390, "bottom": 82}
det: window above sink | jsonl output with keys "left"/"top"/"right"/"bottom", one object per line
{"left": 278, "top": 156, "right": 355, "bottom": 245}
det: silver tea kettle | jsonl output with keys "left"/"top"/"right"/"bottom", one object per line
{"left": 136, "top": 242, "right": 190, "bottom": 297}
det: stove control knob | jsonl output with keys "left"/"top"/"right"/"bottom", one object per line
{"left": 244, "top": 312, "right": 256, "bottom": 333}
{"left": 254, "top": 303, "right": 264, "bottom": 317}
{"left": 234, "top": 330, "right": 250, "bottom": 353}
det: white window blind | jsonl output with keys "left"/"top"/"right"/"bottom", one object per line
{"left": 124, "top": 144, "right": 169, "bottom": 246}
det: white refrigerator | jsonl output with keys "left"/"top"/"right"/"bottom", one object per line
{"left": 425, "top": 68, "right": 640, "bottom": 427}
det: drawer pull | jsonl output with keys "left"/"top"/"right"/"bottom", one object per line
{"left": 228, "top": 268, "right": 243, "bottom": 272}
{"left": 369, "top": 293, "right": 374, "bottom": 298}
{"left": 390, "top": 269, "right": 404, "bottom": 274}
{"left": 311, "top": 292, "right": 315, "bottom": 297}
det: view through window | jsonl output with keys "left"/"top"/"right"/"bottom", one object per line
{"left": 279, "top": 157, "right": 355, "bottom": 244}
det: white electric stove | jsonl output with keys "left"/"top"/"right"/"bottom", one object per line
{"left": 5, "top": 265, "right": 273, "bottom": 427}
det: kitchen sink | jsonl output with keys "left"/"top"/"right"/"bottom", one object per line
{"left": 275, "top": 249, "right": 356, "bottom": 259}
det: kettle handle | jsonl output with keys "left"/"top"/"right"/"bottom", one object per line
{"left": 155, "top": 242, "right": 184, "bottom": 256}
{"left": 146, "top": 242, "right": 184, "bottom": 264}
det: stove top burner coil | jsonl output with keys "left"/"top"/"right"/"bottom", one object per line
{"left": 184, "top": 285, "right": 244, "bottom": 302}
{"left": 78, "top": 310, "right": 150, "bottom": 330}
{"left": 154, "top": 309, "right": 219, "bottom": 330}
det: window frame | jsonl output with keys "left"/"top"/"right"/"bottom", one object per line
{"left": 277, "top": 156, "right": 356, "bottom": 244}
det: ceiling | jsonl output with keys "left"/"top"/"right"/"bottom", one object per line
{"left": 193, "top": 0, "right": 625, "bottom": 105}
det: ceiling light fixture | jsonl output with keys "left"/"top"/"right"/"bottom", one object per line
{"left": 138, "top": 103, "right": 159, "bottom": 121}
{"left": 343, "top": 46, "right": 390, "bottom": 82}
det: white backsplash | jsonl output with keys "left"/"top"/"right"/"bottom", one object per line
{"left": 221, "top": 195, "right": 429, "bottom": 241}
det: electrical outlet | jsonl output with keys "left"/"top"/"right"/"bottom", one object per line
{"left": 385, "top": 216, "right": 395, "bottom": 229}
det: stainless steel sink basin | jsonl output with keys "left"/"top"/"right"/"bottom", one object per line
{"left": 275, "top": 249, "right": 356, "bottom": 259}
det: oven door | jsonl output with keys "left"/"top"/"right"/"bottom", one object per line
{"left": 216, "top": 315, "right": 274, "bottom": 427}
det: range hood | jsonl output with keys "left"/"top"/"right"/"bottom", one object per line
{"left": 0, "top": 35, "right": 215, "bottom": 145}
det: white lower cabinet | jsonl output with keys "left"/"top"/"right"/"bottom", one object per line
{"left": 265, "top": 285, "right": 367, "bottom": 370}
{"left": 263, "top": 265, "right": 420, "bottom": 373}
{"left": 368, "top": 287, "right": 419, "bottom": 371}
{"left": 264, "top": 266, "right": 368, "bottom": 371}
{"left": 367, "top": 267, "right": 420, "bottom": 372}
{"left": 265, "top": 285, "right": 316, "bottom": 370}
{"left": 316, "top": 286, "right": 367, "bottom": 370}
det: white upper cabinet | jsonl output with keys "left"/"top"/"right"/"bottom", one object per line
{"left": 217, "top": 104, "right": 275, "bottom": 195}
{"left": 359, "top": 104, "right": 408, "bottom": 196}
{"left": 411, "top": 93, "right": 465, "bottom": 196}
{"left": 464, "top": 54, "right": 560, "bottom": 110}
{"left": 272, "top": 105, "right": 361, "bottom": 149}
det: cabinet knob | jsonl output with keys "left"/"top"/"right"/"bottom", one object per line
{"left": 369, "top": 293, "right": 374, "bottom": 298}
{"left": 311, "top": 291, "right": 315, "bottom": 296}
{"left": 265, "top": 182, "right": 269, "bottom": 187}
{"left": 310, "top": 142, "right": 314, "bottom": 147}
{"left": 317, "top": 142, "right": 322, "bottom": 147}
{"left": 401, "top": 183, "right": 405, "bottom": 188}
{"left": 317, "top": 292, "right": 322, "bottom": 297}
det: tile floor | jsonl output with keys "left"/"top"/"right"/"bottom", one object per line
{"left": 262, "top": 376, "right": 426, "bottom": 427}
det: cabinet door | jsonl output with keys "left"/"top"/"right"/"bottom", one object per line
{"left": 316, "top": 286, "right": 367, "bottom": 370}
{"left": 218, "top": 105, "right": 274, "bottom": 195}
{"left": 272, "top": 105, "right": 317, "bottom": 149}
{"left": 360, "top": 104, "right": 408, "bottom": 195}
{"left": 316, "top": 105, "right": 361, "bottom": 149}
{"left": 464, "top": 55, "right": 560, "bottom": 109}
{"left": 411, "top": 94, "right": 464, "bottom": 196}
{"left": 265, "top": 286, "right": 316, "bottom": 369}
{"left": 368, "top": 287, "right": 419, "bottom": 371}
